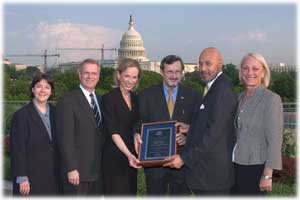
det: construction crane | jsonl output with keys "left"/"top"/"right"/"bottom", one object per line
{"left": 6, "top": 49, "right": 60, "bottom": 71}
{"left": 56, "top": 44, "right": 117, "bottom": 61}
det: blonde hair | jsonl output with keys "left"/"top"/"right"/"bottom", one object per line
{"left": 239, "top": 53, "right": 271, "bottom": 88}
{"left": 113, "top": 58, "right": 142, "bottom": 90}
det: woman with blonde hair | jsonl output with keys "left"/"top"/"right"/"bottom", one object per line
{"left": 232, "top": 53, "right": 283, "bottom": 195}
{"left": 102, "top": 58, "right": 142, "bottom": 195}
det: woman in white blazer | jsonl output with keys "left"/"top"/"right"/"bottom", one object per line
{"left": 231, "top": 53, "right": 283, "bottom": 195}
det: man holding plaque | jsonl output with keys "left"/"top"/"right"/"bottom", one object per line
{"left": 163, "top": 47, "right": 238, "bottom": 195}
{"left": 134, "top": 55, "right": 201, "bottom": 195}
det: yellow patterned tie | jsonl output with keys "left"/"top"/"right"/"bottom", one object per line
{"left": 167, "top": 89, "right": 174, "bottom": 118}
{"left": 203, "top": 85, "right": 209, "bottom": 97}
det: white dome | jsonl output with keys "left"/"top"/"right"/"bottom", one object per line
{"left": 118, "top": 15, "right": 149, "bottom": 62}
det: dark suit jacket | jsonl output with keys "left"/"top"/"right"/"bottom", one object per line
{"left": 139, "top": 83, "right": 201, "bottom": 177}
{"left": 56, "top": 87, "right": 106, "bottom": 183}
{"left": 10, "top": 101, "right": 59, "bottom": 195}
{"left": 181, "top": 73, "right": 238, "bottom": 191}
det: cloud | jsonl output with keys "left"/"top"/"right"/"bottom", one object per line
{"left": 30, "top": 21, "right": 123, "bottom": 62}
{"left": 221, "top": 30, "right": 267, "bottom": 43}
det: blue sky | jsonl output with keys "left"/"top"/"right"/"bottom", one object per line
{"left": 3, "top": 2, "right": 297, "bottom": 67}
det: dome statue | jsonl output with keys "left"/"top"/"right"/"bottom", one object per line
{"left": 118, "top": 15, "right": 149, "bottom": 62}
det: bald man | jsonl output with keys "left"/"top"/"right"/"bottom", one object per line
{"left": 164, "top": 47, "right": 238, "bottom": 195}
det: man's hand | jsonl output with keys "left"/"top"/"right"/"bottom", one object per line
{"left": 19, "top": 180, "right": 30, "bottom": 195}
{"left": 134, "top": 133, "right": 142, "bottom": 154}
{"left": 163, "top": 154, "right": 184, "bottom": 169}
{"left": 68, "top": 170, "right": 80, "bottom": 186}
{"left": 175, "top": 122, "right": 190, "bottom": 135}
{"left": 176, "top": 133, "right": 187, "bottom": 146}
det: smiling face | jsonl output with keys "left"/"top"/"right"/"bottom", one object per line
{"left": 79, "top": 63, "right": 100, "bottom": 93}
{"left": 160, "top": 60, "right": 183, "bottom": 88}
{"left": 198, "top": 48, "right": 223, "bottom": 84}
{"left": 118, "top": 66, "right": 140, "bottom": 92}
{"left": 240, "top": 55, "right": 265, "bottom": 89}
{"left": 32, "top": 79, "right": 52, "bottom": 104}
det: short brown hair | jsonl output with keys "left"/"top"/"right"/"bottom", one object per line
{"left": 30, "top": 73, "right": 55, "bottom": 99}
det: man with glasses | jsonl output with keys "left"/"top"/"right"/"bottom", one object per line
{"left": 134, "top": 55, "right": 201, "bottom": 195}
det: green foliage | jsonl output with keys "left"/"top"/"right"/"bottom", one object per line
{"left": 281, "top": 129, "right": 296, "bottom": 157}
{"left": 98, "top": 67, "right": 115, "bottom": 92}
{"left": 182, "top": 71, "right": 203, "bottom": 94}
{"left": 223, "top": 63, "right": 240, "bottom": 85}
{"left": 3, "top": 63, "right": 297, "bottom": 102}
{"left": 137, "top": 71, "right": 162, "bottom": 92}
{"left": 270, "top": 72, "right": 296, "bottom": 102}
{"left": 4, "top": 155, "right": 11, "bottom": 181}
{"left": 268, "top": 182, "right": 296, "bottom": 196}
{"left": 137, "top": 169, "right": 146, "bottom": 195}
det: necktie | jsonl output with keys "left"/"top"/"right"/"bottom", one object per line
{"left": 90, "top": 93, "right": 102, "bottom": 128}
{"left": 203, "top": 85, "right": 209, "bottom": 97}
{"left": 167, "top": 89, "right": 174, "bottom": 118}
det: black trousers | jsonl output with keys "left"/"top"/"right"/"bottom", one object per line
{"left": 62, "top": 179, "right": 102, "bottom": 195}
{"left": 192, "top": 188, "right": 230, "bottom": 196}
{"left": 145, "top": 167, "right": 190, "bottom": 195}
{"left": 231, "top": 163, "right": 266, "bottom": 196}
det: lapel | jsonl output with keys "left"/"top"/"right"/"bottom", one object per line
{"left": 203, "top": 73, "right": 224, "bottom": 101}
{"left": 158, "top": 83, "right": 171, "bottom": 119}
{"left": 75, "top": 88, "right": 97, "bottom": 127}
{"left": 27, "top": 101, "right": 52, "bottom": 142}
{"left": 49, "top": 104, "right": 56, "bottom": 143}
{"left": 173, "top": 84, "right": 185, "bottom": 119}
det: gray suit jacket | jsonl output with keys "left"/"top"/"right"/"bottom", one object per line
{"left": 233, "top": 85, "right": 283, "bottom": 169}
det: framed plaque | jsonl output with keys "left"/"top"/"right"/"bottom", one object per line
{"left": 138, "top": 121, "right": 177, "bottom": 167}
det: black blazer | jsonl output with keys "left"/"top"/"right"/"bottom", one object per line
{"left": 138, "top": 83, "right": 201, "bottom": 177}
{"left": 139, "top": 83, "right": 201, "bottom": 125}
{"left": 56, "top": 87, "right": 106, "bottom": 182}
{"left": 10, "top": 101, "right": 59, "bottom": 195}
{"left": 181, "top": 73, "right": 238, "bottom": 191}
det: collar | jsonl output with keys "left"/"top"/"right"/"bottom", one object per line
{"left": 207, "top": 71, "right": 223, "bottom": 89}
{"left": 80, "top": 84, "right": 95, "bottom": 97}
{"left": 163, "top": 82, "right": 179, "bottom": 94}
{"left": 32, "top": 98, "right": 49, "bottom": 116}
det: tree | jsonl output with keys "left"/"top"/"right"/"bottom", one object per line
{"left": 137, "top": 70, "right": 162, "bottom": 92}
{"left": 222, "top": 63, "right": 239, "bottom": 86}
{"left": 270, "top": 72, "right": 296, "bottom": 102}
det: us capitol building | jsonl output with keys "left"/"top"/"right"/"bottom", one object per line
{"left": 59, "top": 15, "right": 197, "bottom": 73}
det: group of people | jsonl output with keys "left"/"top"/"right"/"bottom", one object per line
{"left": 10, "top": 47, "right": 283, "bottom": 196}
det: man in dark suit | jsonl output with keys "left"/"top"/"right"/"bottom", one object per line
{"left": 56, "top": 59, "right": 106, "bottom": 195}
{"left": 164, "top": 47, "right": 238, "bottom": 195}
{"left": 134, "top": 55, "right": 201, "bottom": 195}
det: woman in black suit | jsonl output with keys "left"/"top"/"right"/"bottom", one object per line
{"left": 10, "top": 73, "right": 60, "bottom": 195}
{"left": 102, "top": 58, "right": 142, "bottom": 195}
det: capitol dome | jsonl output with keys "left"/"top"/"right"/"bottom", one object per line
{"left": 118, "top": 15, "right": 149, "bottom": 62}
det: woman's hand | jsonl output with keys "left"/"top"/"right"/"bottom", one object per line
{"left": 127, "top": 153, "right": 142, "bottom": 169}
{"left": 259, "top": 178, "right": 272, "bottom": 192}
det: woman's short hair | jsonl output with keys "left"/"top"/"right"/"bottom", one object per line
{"left": 30, "top": 73, "right": 55, "bottom": 98}
{"left": 239, "top": 53, "right": 271, "bottom": 88}
{"left": 113, "top": 58, "right": 142, "bottom": 90}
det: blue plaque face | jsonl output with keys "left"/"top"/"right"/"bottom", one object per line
{"left": 139, "top": 121, "right": 177, "bottom": 166}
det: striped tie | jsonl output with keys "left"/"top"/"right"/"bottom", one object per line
{"left": 90, "top": 93, "right": 101, "bottom": 128}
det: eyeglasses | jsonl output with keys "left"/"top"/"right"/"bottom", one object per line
{"left": 164, "top": 70, "right": 182, "bottom": 75}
